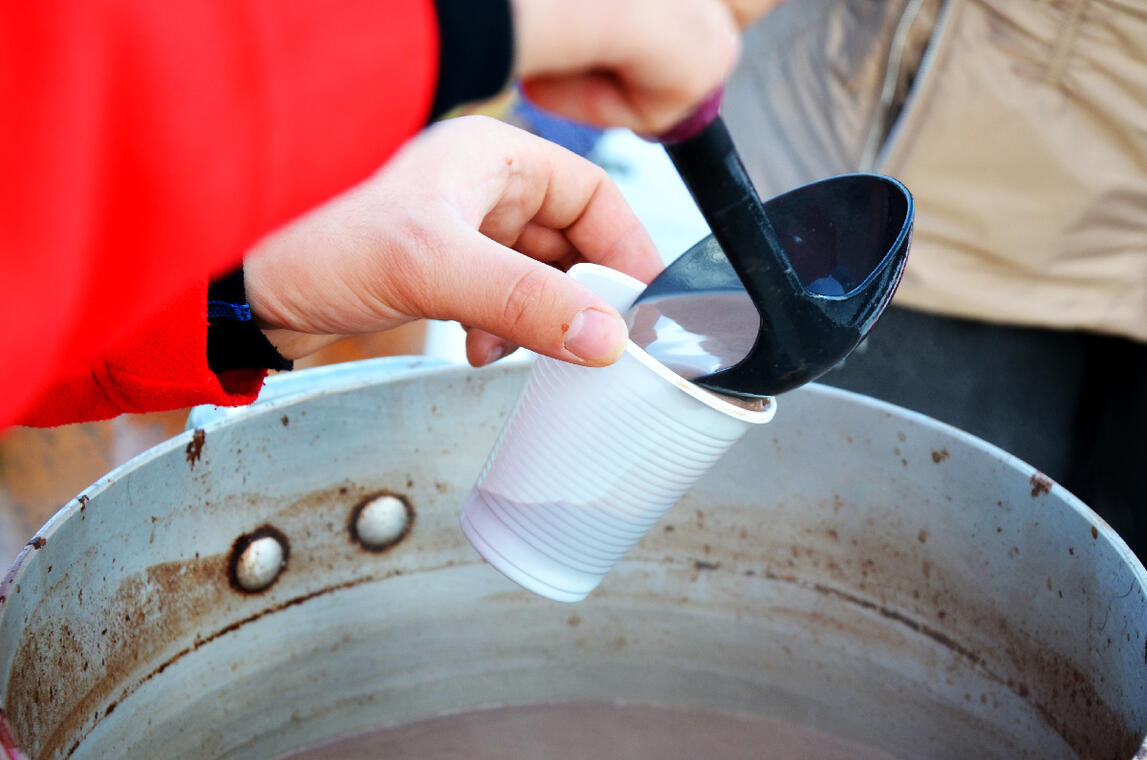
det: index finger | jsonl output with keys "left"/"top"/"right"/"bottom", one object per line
{"left": 508, "top": 137, "right": 665, "bottom": 284}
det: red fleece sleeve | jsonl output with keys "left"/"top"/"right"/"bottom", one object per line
{"left": 18, "top": 282, "right": 266, "bottom": 428}
{"left": 0, "top": 0, "right": 438, "bottom": 428}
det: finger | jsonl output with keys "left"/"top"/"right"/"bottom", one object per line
{"left": 466, "top": 329, "right": 519, "bottom": 367}
{"left": 483, "top": 220, "right": 576, "bottom": 264}
{"left": 512, "top": 0, "right": 740, "bottom": 133}
{"left": 473, "top": 127, "right": 664, "bottom": 283}
{"left": 555, "top": 171, "right": 665, "bottom": 284}
{"left": 495, "top": 135, "right": 664, "bottom": 283}
{"left": 422, "top": 228, "right": 629, "bottom": 366}
{"left": 510, "top": 220, "right": 657, "bottom": 284}
{"left": 505, "top": 221, "right": 622, "bottom": 279}
{"left": 521, "top": 74, "right": 680, "bottom": 134}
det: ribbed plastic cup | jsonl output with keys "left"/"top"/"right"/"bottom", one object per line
{"left": 460, "top": 263, "right": 776, "bottom": 602}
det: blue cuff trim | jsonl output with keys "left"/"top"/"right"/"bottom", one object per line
{"left": 208, "top": 301, "right": 252, "bottom": 322}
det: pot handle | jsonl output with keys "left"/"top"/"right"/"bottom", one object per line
{"left": 186, "top": 355, "right": 455, "bottom": 430}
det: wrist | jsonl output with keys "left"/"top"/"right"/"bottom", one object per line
{"left": 257, "top": 329, "right": 345, "bottom": 362}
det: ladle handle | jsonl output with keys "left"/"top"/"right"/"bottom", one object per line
{"left": 659, "top": 93, "right": 801, "bottom": 312}
{"left": 657, "top": 89, "right": 725, "bottom": 144}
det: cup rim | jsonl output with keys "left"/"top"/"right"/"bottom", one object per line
{"left": 569, "top": 263, "right": 776, "bottom": 425}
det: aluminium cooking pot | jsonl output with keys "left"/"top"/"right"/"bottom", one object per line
{"left": 1, "top": 357, "right": 1144, "bottom": 759}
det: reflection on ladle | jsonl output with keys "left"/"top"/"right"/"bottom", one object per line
{"left": 626, "top": 290, "right": 758, "bottom": 380}
{"left": 627, "top": 266, "right": 853, "bottom": 380}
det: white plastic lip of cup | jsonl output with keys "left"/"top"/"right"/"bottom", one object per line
{"left": 460, "top": 263, "right": 776, "bottom": 603}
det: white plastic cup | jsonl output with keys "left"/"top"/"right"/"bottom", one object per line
{"left": 460, "top": 263, "right": 776, "bottom": 602}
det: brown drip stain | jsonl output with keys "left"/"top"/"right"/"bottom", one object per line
{"left": 931, "top": 449, "right": 949, "bottom": 463}
{"left": 184, "top": 429, "right": 206, "bottom": 469}
{"left": 1030, "top": 472, "right": 1053, "bottom": 498}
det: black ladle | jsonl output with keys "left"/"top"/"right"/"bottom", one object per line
{"left": 635, "top": 93, "right": 914, "bottom": 397}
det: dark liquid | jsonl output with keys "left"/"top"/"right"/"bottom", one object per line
{"left": 279, "top": 702, "right": 898, "bottom": 760}
{"left": 626, "top": 291, "right": 759, "bottom": 380}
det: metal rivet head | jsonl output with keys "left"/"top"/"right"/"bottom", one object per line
{"left": 229, "top": 526, "right": 289, "bottom": 593}
{"left": 351, "top": 493, "right": 413, "bottom": 551}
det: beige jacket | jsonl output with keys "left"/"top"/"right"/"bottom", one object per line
{"left": 724, "top": 0, "right": 1147, "bottom": 342}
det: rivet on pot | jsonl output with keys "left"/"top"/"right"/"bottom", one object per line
{"left": 350, "top": 493, "right": 414, "bottom": 552}
{"left": 229, "top": 526, "right": 289, "bottom": 593}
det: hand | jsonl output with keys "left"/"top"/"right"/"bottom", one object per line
{"left": 243, "top": 116, "right": 663, "bottom": 368}
{"left": 511, "top": 0, "right": 784, "bottom": 134}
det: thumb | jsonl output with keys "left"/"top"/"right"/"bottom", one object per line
{"left": 426, "top": 234, "right": 629, "bottom": 367}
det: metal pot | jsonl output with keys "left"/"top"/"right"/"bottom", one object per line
{"left": 2, "top": 358, "right": 1144, "bottom": 759}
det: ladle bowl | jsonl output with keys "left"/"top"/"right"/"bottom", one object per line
{"left": 633, "top": 172, "right": 913, "bottom": 396}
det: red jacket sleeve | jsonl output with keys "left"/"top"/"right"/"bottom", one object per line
{"left": 18, "top": 281, "right": 267, "bottom": 427}
{"left": 0, "top": 0, "right": 439, "bottom": 428}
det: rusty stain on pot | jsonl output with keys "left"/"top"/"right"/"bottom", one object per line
{"left": 3, "top": 482, "right": 415, "bottom": 760}
{"left": 184, "top": 429, "right": 206, "bottom": 469}
{"left": 4, "top": 463, "right": 1143, "bottom": 760}
{"left": 7, "top": 557, "right": 382, "bottom": 758}
{"left": 1030, "top": 472, "right": 1052, "bottom": 498}
{"left": 642, "top": 497, "right": 1142, "bottom": 759}
{"left": 807, "top": 581, "right": 983, "bottom": 665}
{"left": 930, "top": 449, "right": 949, "bottom": 463}
{"left": 28, "top": 537, "right": 46, "bottom": 550}
{"left": 60, "top": 573, "right": 375, "bottom": 760}
{"left": 6, "top": 554, "right": 221, "bottom": 759}
{"left": 757, "top": 567, "right": 1138, "bottom": 758}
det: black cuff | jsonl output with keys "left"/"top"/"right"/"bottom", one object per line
{"left": 430, "top": 0, "right": 514, "bottom": 120}
{"left": 207, "top": 267, "right": 294, "bottom": 373}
